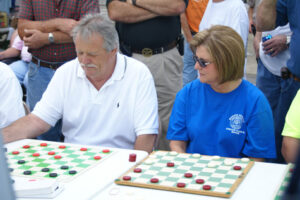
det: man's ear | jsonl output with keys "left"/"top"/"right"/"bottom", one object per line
{"left": 111, "top": 48, "right": 118, "bottom": 55}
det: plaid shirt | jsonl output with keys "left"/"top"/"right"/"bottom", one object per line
{"left": 18, "top": 0, "right": 100, "bottom": 62}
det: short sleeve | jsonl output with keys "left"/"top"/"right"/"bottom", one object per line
{"left": 242, "top": 95, "right": 276, "bottom": 158}
{"left": 32, "top": 68, "right": 65, "bottom": 127}
{"left": 282, "top": 90, "right": 300, "bottom": 139}
{"left": 276, "top": 0, "right": 289, "bottom": 27}
{"left": 134, "top": 77, "right": 159, "bottom": 136}
{"left": 166, "top": 88, "right": 189, "bottom": 141}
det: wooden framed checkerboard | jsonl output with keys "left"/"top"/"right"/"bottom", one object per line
{"left": 116, "top": 151, "right": 254, "bottom": 198}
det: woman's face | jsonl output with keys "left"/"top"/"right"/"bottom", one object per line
{"left": 194, "top": 45, "right": 219, "bottom": 85}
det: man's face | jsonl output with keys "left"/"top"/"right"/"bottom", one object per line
{"left": 75, "top": 33, "right": 116, "bottom": 80}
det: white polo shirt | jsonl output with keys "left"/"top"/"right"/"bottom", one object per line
{"left": 0, "top": 62, "right": 25, "bottom": 128}
{"left": 33, "top": 53, "right": 159, "bottom": 149}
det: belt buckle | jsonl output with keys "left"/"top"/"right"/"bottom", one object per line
{"left": 142, "top": 48, "right": 153, "bottom": 57}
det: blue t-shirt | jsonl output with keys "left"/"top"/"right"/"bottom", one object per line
{"left": 167, "top": 79, "right": 276, "bottom": 159}
{"left": 276, "top": 0, "right": 300, "bottom": 78}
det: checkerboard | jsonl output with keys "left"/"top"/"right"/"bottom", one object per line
{"left": 273, "top": 163, "right": 294, "bottom": 200}
{"left": 7, "top": 140, "right": 114, "bottom": 182}
{"left": 116, "top": 151, "right": 254, "bottom": 198}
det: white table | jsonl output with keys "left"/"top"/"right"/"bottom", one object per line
{"left": 91, "top": 160, "right": 288, "bottom": 200}
{"left": 6, "top": 139, "right": 149, "bottom": 200}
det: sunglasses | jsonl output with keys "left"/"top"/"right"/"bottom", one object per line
{"left": 193, "top": 55, "right": 211, "bottom": 68}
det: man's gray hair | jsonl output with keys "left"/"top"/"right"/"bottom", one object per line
{"left": 72, "top": 13, "right": 119, "bottom": 51}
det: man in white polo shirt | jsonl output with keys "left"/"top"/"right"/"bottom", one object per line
{"left": 0, "top": 62, "right": 25, "bottom": 129}
{"left": 1, "top": 14, "right": 159, "bottom": 153}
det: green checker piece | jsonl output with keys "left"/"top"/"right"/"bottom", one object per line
{"left": 18, "top": 165, "right": 34, "bottom": 170}
{"left": 77, "top": 163, "right": 90, "bottom": 168}
{"left": 32, "top": 158, "right": 46, "bottom": 163}
{"left": 37, "top": 163, "right": 50, "bottom": 168}
{"left": 217, "top": 183, "right": 232, "bottom": 188}
{"left": 67, "top": 154, "right": 80, "bottom": 158}
{"left": 208, "top": 177, "right": 222, "bottom": 182}
{"left": 224, "top": 174, "right": 238, "bottom": 179}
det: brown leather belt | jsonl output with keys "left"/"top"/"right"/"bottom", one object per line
{"left": 281, "top": 67, "right": 300, "bottom": 82}
{"left": 131, "top": 40, "right": 177, "bottom": 57}
{"left": 31, "top": 57, "right": 64, "bottom": 70}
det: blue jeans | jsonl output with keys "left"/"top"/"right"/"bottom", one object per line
{"left": 256, "top": 59, "right": 300, "bottom": 163}
{"left": 27, "top": 61, "right": 63, "bottom": 141}
{"left": 182, "top": 41, "right": 197, "bottom": 87}
{"left": 10, "top": 60, "right": 29, "bottom": 88}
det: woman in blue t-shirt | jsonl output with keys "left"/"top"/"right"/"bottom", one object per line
{"left": 167, "top": 25, "right": 276, "bottom": 161}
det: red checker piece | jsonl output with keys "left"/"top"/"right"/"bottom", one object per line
{"left": 32, "top": 153, "right": 40, "bottom": 157}
{"left": 80, "top": 147, "right": 88, "bottom": 151}
{"left": 12, "top": 151, "right": 19, "bottom": 155}
{"left": 123, "top": 176, "right": 131, "bottom": 181}
{"left": 48, "top": 151, "right": 55, "bottom": 155}
{"left": 59, "top": 145, "right": 66, "bottom": 149}
{"left": 129, "top": 153, "right": 136, "bottom": 162}
{"left": 40, "top": 143, "right": 47, "bottom": 147}
{"left": 167, "top": 162, "right": 175, "bottom": 167}
{"left": 233, "top": 166, "right": 242, "bottom": 170}
{"left": 150, "top": 178, "right": 159, "bottom": 183}
{"left": 54, "top": 155, "right": 62, "bottom": 159}
{"left": 23, "top": 145, "right": 30, "bottom": 149}
{"left": 177, "top": 182, "right": 186, "bottom": 188}
{"left": 184, "top": 172, "right": 193, "bottom": 178}
{"left": 203, "top": 185, "right": 212, "bottom": 190}
{"left": 102, "top": 149, "right": 110, "bottom": 153}
{"left": 94, "top": 156, "right": 101, "bottom": 160}
{"left": 133, "top": 168, "right": 142, "bottom": 173}
{"left": 196, "top": 179, "right": 205, "bottom": 184}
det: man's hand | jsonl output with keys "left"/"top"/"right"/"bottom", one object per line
{"left": 23, "top": 29, "right": 48, "bottom": 49}
{"left": 55, "top": 18, "right": 78, "bottom": 35}
{"left": 262, "top": 34, "right": 288, "bottom": 57}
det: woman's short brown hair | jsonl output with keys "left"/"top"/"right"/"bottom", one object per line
{"left": 190, "top": 25, "right": 245, "bottom": 83}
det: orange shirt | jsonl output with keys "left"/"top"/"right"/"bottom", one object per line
{"left": 186, "top": 0, "right": 209, "bottom": 33}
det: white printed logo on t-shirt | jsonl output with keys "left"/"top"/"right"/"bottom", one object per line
{"left": 226, "top": 114, "right": 245, "bottom": 135}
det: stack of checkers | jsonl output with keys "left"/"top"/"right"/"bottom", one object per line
{"left": 116, "top": 151, "right": 254, "bottom": 198}
{"left": 7, "top": 141, "right": 114, "bottom": 182}
{"left": 273, "top": 163, "right": 294, "bottom": 200}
